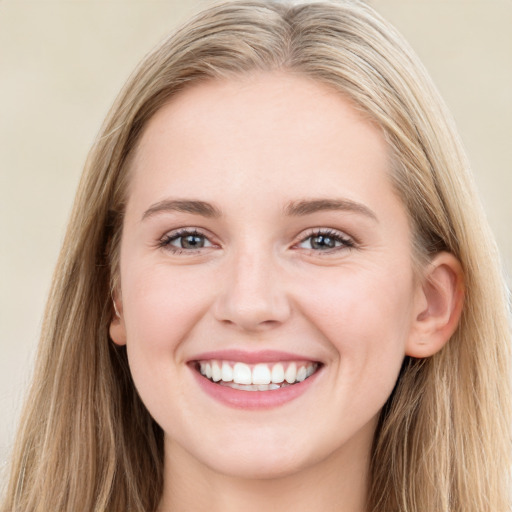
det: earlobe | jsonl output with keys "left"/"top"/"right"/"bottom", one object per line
{"left": 406, "top": 252, "right": 464, "bottom": 358}
{"left": 109, "top": 295, "right": 127, "bottom": 346}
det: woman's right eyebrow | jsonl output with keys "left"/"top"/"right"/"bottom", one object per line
{"left": 142, "top": 199, "right": 222, "bottom": 221}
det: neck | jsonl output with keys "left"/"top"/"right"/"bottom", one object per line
{"left": 158, "top": 426, "right": 373, "bottom": 512}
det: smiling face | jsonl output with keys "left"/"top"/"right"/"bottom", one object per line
{"left": 110, "top": 72, "right": 426, "bottom": 481}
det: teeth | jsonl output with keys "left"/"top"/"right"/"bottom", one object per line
{"left": 219, "top": 382, "right": 282, "bottom": 391}
{"left": 211, "top": 361, "right": 222, "bottom": 382}
{"left": 285, "top": 363, "right": 297, "bottom": 383}
{"left": 271, "top": 363, "right": 285, "bottom": 383}
{"left": 198, "top": 360, "right": 319, "bottom": 388}
{"left": 252, "top": 364, "right": 271, "bottom": 385}
{"left": 221, "top": 361, "right": 233, "bottom": 382}
{"left": 233, "top": 362, "right": 252, "bottom": 385}
{"left": 296, "top": 366, "right": 307, "bottom": 382}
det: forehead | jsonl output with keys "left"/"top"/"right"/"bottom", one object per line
{"left": 128, "top": 72, "right": 396, "bottom": 216}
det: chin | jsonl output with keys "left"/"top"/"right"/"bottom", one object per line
{"left": 185, "top": 429, "right": 330, "bottom": 481}
{"left": 205, "top": 451, "right": 311, "bottom": 481}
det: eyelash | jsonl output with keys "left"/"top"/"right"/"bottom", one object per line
{"left": 158, "top": 228, "right": 214, "bottom": 254}
{"left": 157, "top": 228, "right": 355, "bottom": 255}
{"left": 295, "top": 228, "right": 355, "bottom": 253}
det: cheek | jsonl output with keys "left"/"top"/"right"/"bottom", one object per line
{"left": 297, "top": 264, "right": 415, "bottom": 383}
{"left": 305, "top": 263, "right": 413, "bottom": 331}
{"left": 119, "top": 262, "right": 217, "bottom": 427}
{"left": 120, "top": 260, "right": 218, "bottom": 372}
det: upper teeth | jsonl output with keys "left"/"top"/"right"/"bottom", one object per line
{"left": 198, "top": 360, "right": 318, "bottom": 386}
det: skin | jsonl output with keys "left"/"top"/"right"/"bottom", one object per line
{"left": 110, "top": 72, "right": 463, "bottom": 511}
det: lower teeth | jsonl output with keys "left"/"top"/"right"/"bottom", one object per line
{"left": 217, "top": 381, "right": 292, "bottom": 391}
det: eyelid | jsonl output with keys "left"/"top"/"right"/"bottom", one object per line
{"left": 156, "top": 226, "right": 356, "bottom": 255}
{"left": 293, "top": 227, "right": 356, "bottom": 253}
{"left": 158, "top": 227, "right": 219, "bottom": 253}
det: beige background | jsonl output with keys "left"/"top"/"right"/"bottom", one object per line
{"left": 1, "top": 0, "right": 511, "bottom": 469}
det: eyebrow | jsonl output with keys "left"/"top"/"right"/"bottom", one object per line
{"left": 142, "top": 199, "right": 222, "bottom": 220}
{"left": 141, "top": 197, "right": 377, "bottom": 222}
{"left": 284, "top": 198, "right": 378, "bottom": 221}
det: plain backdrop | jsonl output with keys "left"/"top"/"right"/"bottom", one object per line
{"left": 1, "top": 0, "right": 511, "bottom": 470}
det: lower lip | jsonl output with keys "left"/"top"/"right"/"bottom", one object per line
{"left": 190, "top": 365, "right": 322, "bottom": 410}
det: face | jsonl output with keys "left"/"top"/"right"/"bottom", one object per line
{"left": 111, "top": 72, "right": 425, "bottom": 480}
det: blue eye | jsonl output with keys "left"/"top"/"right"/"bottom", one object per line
{"left": 298, "top": 230, "right": 354, "bottom": 251}
{"left": 160, "top": 230, "right": 213, "bottom": 252}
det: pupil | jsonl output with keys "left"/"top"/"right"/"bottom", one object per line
{"left": 311, "top": 235, "right": 335, "bottom": 250}
{"left": 182, "top": 234, "right": 204, "bottom": 249}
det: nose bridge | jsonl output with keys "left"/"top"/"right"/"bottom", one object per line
{"left": 213, "top": 239, "right": 291, "bottom": 330}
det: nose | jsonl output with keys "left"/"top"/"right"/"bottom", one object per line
{"left": 212, "top": 247, "right": 292, "bottom": 332}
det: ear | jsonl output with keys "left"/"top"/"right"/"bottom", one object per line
{"left": 109, "top": 291, "right": 127, "bottom": 346}
{"left": 406, "top": 252, "right": 464, "bottom": 358}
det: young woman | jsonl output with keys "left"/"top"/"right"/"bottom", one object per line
{"left": 2, "top": 1, "right": 510, "bottom": 511}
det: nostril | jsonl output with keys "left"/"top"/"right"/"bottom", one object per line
{"left": 210, "top": 257, "right": 291, "bottom": 330}
{"left": 213, "top": 292, "right": 291, "bottom": 331}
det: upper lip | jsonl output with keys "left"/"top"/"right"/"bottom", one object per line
{"left": 188, "top": 349, "right": 321, "bottom": 364}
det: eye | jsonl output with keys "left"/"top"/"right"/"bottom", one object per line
{"left": 159, "top": 229, "right": 214, "bottom": 253}
{"left": 297, "top": 229, "right": 355, "bottom": 252}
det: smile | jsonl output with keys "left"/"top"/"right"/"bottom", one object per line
{"left": 189, "top": 350, "right": 323, "bottom": 409}
{"left": 196, "top": 360, "right": 319, "bottom": 391}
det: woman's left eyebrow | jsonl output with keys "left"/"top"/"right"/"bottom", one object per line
{"left": 283, "top": 198, "right": 378, "bottom": 222}
{"left": 142, "top": 199, "right": 222, "bottom": 220}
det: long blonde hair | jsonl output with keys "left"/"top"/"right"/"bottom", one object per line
{"left": 2, "top": 1, "right": 510, "bottom": 511}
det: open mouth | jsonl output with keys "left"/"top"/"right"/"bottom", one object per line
{"left": 194, "top": 360, "right": 321, "bottom": 391}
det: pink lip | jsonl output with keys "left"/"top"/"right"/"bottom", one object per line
{"left": 189, "top": 349, "right": 319, "bottom": 364}
{"left": 188, "top": 352, "right": 323, "bottom": 410}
